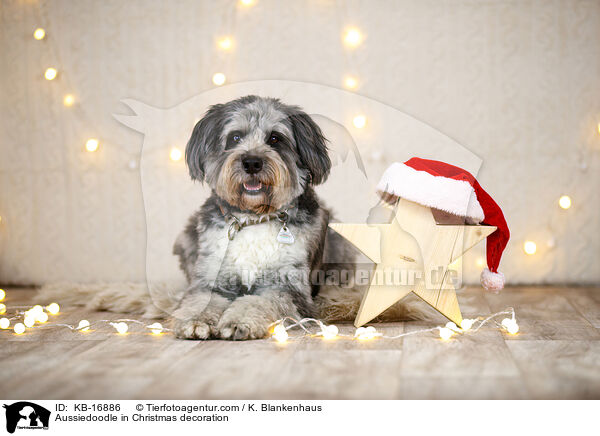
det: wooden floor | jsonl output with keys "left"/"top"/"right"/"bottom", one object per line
{"left": 1, "top": 286, "right": 599, "bottom": 400}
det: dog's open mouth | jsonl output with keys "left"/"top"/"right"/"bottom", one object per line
{"left": 242, "top": 180, "right": 266, "bottom": 195}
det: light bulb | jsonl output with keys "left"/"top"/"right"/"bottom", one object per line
{"left": 0, "top": 289, "right": 5, "bottom": 301}
{"left": 502, "top": 318, "right": 519, "bottom": 335}
{"left": 240, "top": 0, "right": 254, "bottom": 5}
{"left": 0, "top": 318, "right": 10, "bottom": 329}
{"left": 34, "top": 312, "right": 46, "bottom": 323}
{"left": 85, "top": 138, "right": 99, "bottom": 152}
{"left": 506, "top": 322, "right": 519, "bottom": 335}
{"left": 0, "top": 303, "right": 5, "bottom": 314}
{"left": 445, "top": 321, "right": 460, "bottom": 332}
{"left": 558, "top": 195, "right": 571, "bottom": 210}
{"left": 523, "top": 241, "right": 537, "bottom": 255}
{"left": 63, "top": 94, "right": 75, "bottom": 107}
{"left": 352, "top": 115, "right": 366, "bottom": 129}
{"left": 33, "top": 28, "right": 46, "bottom": 40}
{"left": 218, "top": 37, "right": 233, "bottom": 50}
{"left": 46, "top": 302, "right": 60, "bottom": 315}
{"left": 14, "top": 323, "right": 25, "bottom": 335}
{"left": 344, "top": 28, "right": 362, "bottom": 47}
{"left": 110, "top": 322, "right": 128, "bottom": 334}
{"left": 460, "top": 319, "right": 475, "bottom": 331}
{"left": 148, "top": 322, "right": 163, "bottom": 335}
{"left": 475, "top": 257, "right": 486, "bottom": 268}
{"left": 24, "top": 308, "right": 40, "bottom": 320}
{"left": 77, "top": 320, "right": 91, "bottom": 332}
{"left": 355, "top": 326, "right": 378, "bottom": 340}
{"left": 24, "top": 316, "right": 35, "bottom": 328}
{"left": 212, "top": 73, "right": 226, "bottom": 86}
{"left": 321, "top": 324, "right": 339, "bottom": 340}
{"left": 272, "top": 324, "right": 288, "bottom": 343}
{"left": 344, "top": 76, "right": 358, "bottom": 89}
{"left": 44, "top": 67, "right": 57, "bottom": 80}
{"left": 116, "top": 322, "right": 128, "bottom": 334}
{"left": 439, "top": 327, "right": 453, "bottom": 341}
{"left": 169, "top": 147, "right": 183, "bottom": 161}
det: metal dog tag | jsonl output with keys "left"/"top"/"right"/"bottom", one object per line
{"left": 277, "top": 225, "right": 295, "bottom": 244}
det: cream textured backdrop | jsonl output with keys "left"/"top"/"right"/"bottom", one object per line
{"left": 1, "top": 0, "right": 599, "bottom": 286}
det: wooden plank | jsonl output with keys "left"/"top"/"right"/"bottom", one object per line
{"left": 2, "top": 287, "right": 600, "bottom": 399}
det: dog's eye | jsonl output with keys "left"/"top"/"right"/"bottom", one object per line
{"left": 268, "top": 134, "right": 279, "bottom": 145}
{"left": 226, "top": 131, "right": 244, "bottom": 149}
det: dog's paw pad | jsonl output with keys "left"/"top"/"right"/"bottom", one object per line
{"left": 174, "top": 319, "right": 211, "bottom": 340}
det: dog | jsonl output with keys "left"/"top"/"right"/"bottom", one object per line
{"left": 36, "top": 95, "right": 427, "bottom": 339}
{"left": 171, "top": 95, "right": 359, "bottom": 340}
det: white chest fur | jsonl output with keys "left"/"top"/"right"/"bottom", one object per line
{"left": 229, "top": 221, "right": 284, "bottom": 265}
{"left": 200, "top": 220, "right": 308, "bottom": 287}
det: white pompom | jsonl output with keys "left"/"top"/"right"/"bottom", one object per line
{"left": 480, "top": 268, "right": 505, "bottom": 293}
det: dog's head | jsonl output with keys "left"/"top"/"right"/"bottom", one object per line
{"left": 186, "top": 96, "right": 331, "bottom": 214}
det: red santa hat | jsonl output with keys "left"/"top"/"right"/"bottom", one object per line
{"left": 376, "top": 157, "right": 510, "bottom": 292}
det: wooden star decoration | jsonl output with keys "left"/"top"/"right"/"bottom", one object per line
{"left": 329, "top": 198, "right": 496, "bottom": 328}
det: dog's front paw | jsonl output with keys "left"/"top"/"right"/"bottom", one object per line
{"left": 217, "top": 310, "right": 270, "bottom": 340}
{"left": 218, "top": 321, "right": 269, "bottom": 340}
{"left": 174, "top": 318, "right": 213, "bottom": 340}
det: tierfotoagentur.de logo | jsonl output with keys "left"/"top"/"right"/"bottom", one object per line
{"left": 3, "top": 402, "right": 50, "bottom": 434}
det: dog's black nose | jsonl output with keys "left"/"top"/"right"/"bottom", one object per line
{"left": 242, "top": 156, "right": 263, "bottom": 174}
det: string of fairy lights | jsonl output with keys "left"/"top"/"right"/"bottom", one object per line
{"left": 269, "top": 308, "right": 519, "bottom": 344}
{"left": 0, "top": 288, "right": 167, "bottom": 336}
{"left": 0, "top": 287, "right": 519, "bottom": 342}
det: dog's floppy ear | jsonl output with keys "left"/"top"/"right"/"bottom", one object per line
{"left": 185, "top": 104, "right": 226, "bottom": 181}
{"left": 288, "top": 112, "right": 331, "bottom": 185}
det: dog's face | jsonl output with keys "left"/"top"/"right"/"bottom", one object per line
{"left": 186, "top": 96, "right": 331, "bottom": 214}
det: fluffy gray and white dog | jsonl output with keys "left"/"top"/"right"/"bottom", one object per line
{"left": 36, "top": 95, "right": 425, "bottom": 339}
{"left": 171, "top": 95, "right": 356, "bottom": 340}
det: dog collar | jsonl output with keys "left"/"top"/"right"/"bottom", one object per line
{"left": 224, "top": 207, "right": 295, "bottom": 244}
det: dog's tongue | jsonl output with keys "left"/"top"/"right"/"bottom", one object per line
{"left": 243, "top": 181, "right": 262, "bottom": 191}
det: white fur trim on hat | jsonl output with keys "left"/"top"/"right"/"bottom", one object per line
{"left": 376, "top": 162, "right": 485, "bottom": 223}
{"left": 480, "top": 268, "right": 505, "bottom": 293}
